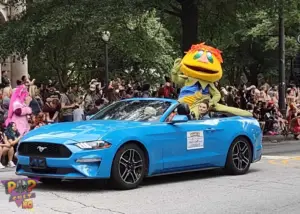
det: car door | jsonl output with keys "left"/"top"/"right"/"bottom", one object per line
{"left": 161, "top": 118, "right": 224, "bottom": 171}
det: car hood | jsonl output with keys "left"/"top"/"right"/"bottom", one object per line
{"left": 22, "top": 120, "right": 143, "bottom": 144}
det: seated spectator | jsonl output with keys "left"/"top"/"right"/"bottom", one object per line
{"left": 0, "top": 131, "right": 14, "bottom": 169}
{"left": 5, "top": 122, "right": 21, "bottom": 159}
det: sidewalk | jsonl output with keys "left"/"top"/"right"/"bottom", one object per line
{"left": 263, "top": 135, "right": 297, "bottom": 143}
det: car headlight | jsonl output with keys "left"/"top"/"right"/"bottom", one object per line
{"left": 75, "top": 141, "right": 111, "bottom": 150}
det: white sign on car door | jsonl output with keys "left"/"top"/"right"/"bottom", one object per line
{"left": 187, "top": 131, "right": 204, "bottom": 150}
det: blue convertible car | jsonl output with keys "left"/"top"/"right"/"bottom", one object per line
{"left": 16, "top": 98, "right": 262, "bottom": 190}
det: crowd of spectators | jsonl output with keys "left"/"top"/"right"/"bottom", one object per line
{"left": 0, "top": 71, "right": 298, "bottom": 169}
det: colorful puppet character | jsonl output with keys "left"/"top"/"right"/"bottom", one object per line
{"left": 171, "top": 42, "right": 252, "bottom": 118}
{"left": 5, "top": 85, "right": 32, "bottom": 135}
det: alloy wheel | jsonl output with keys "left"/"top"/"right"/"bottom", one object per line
{"left": 232, "top": 141, "right": 250, "bottom": 171}
{"left": 118, "top": 149, "right": 143, "bottom": 184}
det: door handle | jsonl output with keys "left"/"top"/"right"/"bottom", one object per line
{"left": 205, "top": 128, "right": 223, "bottom": 132}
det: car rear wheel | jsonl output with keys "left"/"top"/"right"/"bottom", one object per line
{"left": 225, "top": 137, "right": 252, "bottom": 175}
{"left": 111, "top": 143, "right": 146, "bottom": 190}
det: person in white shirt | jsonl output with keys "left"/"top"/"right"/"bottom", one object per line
{"left": 73, "top": 97, "right": 85, "bottom": 121}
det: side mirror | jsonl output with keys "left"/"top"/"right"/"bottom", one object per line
{"left": 170, "top": 115, "right": 188, "bottom": 123}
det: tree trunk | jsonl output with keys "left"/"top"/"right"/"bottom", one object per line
{"left": 245, "top": 64, "right": 259, "bottom": 86}
{"left": 178, "top": 0, "right": 198, "bottom": 55}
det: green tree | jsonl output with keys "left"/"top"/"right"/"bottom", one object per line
{"left": 0, "top": 0, "right": 175, "bottom": 88}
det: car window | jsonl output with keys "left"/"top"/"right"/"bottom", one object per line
{"left": 92, "top": 100, "right": 171, "bottom": 122}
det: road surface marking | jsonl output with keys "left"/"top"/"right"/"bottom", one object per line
{"left": 263, "top": 156, "right": 300, "bottom": 166}
{"left": 262, "top": 155, "right": 299, "bottom": 160}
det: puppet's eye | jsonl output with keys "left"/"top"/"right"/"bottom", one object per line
{"left": 193, "top": 50, "right": 204, "bottom": 60}
{"left": 206, "top": 51, "right": 214, "bottom": 63}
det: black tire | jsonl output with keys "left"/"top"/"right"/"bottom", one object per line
{"left": 224, "top": 137, "right": 252, "bottom": 175}
{"left": 110, "top": 143, "right": 146, "bottom": 190}
{"left": 39, "top": 178, "right": 61, "bottom": 185}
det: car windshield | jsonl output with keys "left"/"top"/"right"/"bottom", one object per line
{"left": 92, "top": 100, "right": 172, "bottom": 122}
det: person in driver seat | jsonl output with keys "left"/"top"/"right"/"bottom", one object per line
{"left": 198, "top": 100, "right": 210, "bottom": 120}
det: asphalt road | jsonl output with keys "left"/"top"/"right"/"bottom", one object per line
{"left": 0, "top": 141, "right": 300, "bottom": 214}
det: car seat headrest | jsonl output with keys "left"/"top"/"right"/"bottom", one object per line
{"left": 177, "top": 103, "right": 190, "bottom": 115}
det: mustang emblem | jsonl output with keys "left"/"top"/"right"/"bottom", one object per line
{"left": 37, "top": 146, "right": 47, "bottom": 152}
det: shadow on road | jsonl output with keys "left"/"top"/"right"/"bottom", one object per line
{"left": 143, "top": 168, "right": 260, "bottom": 187}
{"left": 34, "top": 168, "right": 261, "bottom": 192}
{"left": 35, "top": 179, "right": 112, "bottom": 192}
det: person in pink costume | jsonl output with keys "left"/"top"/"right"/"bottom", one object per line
{"left": 5, "top": 85, "right": 32, "bottom": 136}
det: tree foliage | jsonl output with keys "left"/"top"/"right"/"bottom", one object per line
{"left": 0, "top": 0, "right": 300, "bottom": 87}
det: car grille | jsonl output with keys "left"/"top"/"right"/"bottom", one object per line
{"left": 18, "top": 142, "right": 72, "bottom": 158}
{"left": 18, "top": 165, "right": 77, "bottom": 175}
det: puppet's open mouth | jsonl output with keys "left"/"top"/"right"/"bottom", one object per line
{"left": 184, "top": 64, "right": 218, "bottom": 74}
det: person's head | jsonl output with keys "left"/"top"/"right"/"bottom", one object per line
{"left": 21, "top": 75, "right": 27, "bottom": 83}
{"left": 69, "top": 83, "right": 78, "bottom": 92}
{"left": 234, "top": 97, "right": 240, "bottom": 104}
{"left": 2, "top": 70, "right": 7, "bottom": 77}
{"left": 95, "top": 98, "right": 104, "bottom": 107}
{"left": 90, "top": 79, "right": 97, "bottom": 85}
{"left": 29, "top": 85, "right": 38, "bottom": 97}
{"left": 247, "top": 103, "right": 253, "bottom": 110}
{"left": 268, "top": 101, "right": 274, "bottom": 108}
{"left": 164, "top": 76, "right": 171, "bottom": 87}
{"left": 7, "top": 122, "right": 17, "bottom": 132}
{"left": 14, "top": 85, "right": 29, "bottom": 103}
{"left": 253, "top": 106, "right": 260, "bottom": 113}
{"left": 50, "top": 98, "right": 60, "bottom": 108}
{"left": 142, "top": 84, "right": 150, "bottom": 92}
{"left": 199, "top": 100, "right": 209, "bottom": 115}
{"left": 3, "top": 87, "right": 12, "bottom": 97}
{"left": 89, "top": 84, "right": 96, "bottom": 93}
{"left": 16, "top": 80, "right": 22, "bottom": 86}
{"left": 74, "top": 97, "right": 83, "bottom": 108}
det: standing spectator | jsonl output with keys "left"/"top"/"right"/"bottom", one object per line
{"left": 1, "top": 71, "right": 10, "bottom": 87}
{"left": 226, "top": 87, "right": 235, "bottom": 107}
{"left": 84, "top": 84, "right": 101, "bottom": 111}
{"left": 86, "top": 99, "right": 105, "bottom": 116}
{"left": 60, "top": 88, "right": 75, "bottom": 122}
{"left": 29, "top": 85, "right": 44, "bottom": 121}
{"left": 141, "top": 84, "right": 151, "bottom": 98}
{"left": 5, "top": 85, "right": 32, "bottom": 136}
{"left": 43, "top": 99, "right": 60, "bottom": 123}
{"left": 158, "top": 77, "right": 176, "bottom": 98}
{"left": 73, "top": 97, "right": 85, "bottom": 121}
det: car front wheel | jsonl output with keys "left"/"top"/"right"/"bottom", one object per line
{"left": 225, "top": 137, "right": 252, "bottom": 175}
{"left": 111, "top": 143, "right": 146, "bottom": 190}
